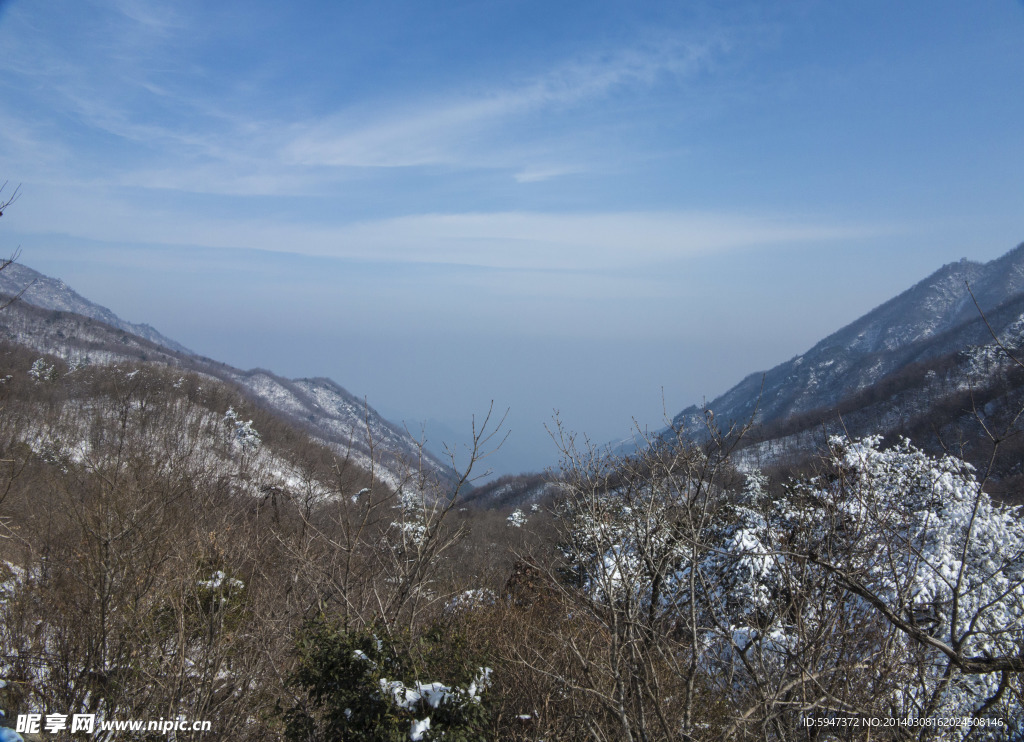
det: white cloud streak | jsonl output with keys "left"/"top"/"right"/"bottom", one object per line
{"left": 13, "top": 184, "right": 877, "bottom": 271}
{"left": 281, "top": 38, "right": 722, "bottom": 171}
{"left": 1, "top": 2, "right": 734, "bottom": 196}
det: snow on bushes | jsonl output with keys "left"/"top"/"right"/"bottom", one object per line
{"left": 223, "top": 407, "right": 261, "bottom": 451}
{"left": 282, "top": 619, "right": 492, "bottom": 742}
{"left": 559, "top": 435, "right": 1023, "bottom": 737}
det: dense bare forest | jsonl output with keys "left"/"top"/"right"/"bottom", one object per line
{"left": 0, "top": 331, "right": 1022, "bottom": 740}
{"left": 1, "top": 175, "right": 1022, "bottom": 739}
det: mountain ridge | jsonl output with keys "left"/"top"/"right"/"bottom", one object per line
{"left": 666, "top": 242, "right": 1024, "bottom": 438}
{"left": 0, "top": 261, "right": 193, "bottom": 354}
{"left": 0, "top": 261, "right": 458, "bottom": 487}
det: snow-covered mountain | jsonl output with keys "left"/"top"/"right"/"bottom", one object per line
{"left": 0, "top": 264, "right": 458, "bottom": 487}
{"left": 215, "top": 368, "right": 454, "bottom": 486}
{"left": 0, "top": 262, "right": 192, "bottom": 354}
{"left": 667, "top": 243, "right": 1024, "bottom": 440}
{"left": 732, "top": 293, "right": 1024, "bottom": 490}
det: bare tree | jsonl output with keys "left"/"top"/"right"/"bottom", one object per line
{"left": 518, "top": 394, "right": 1022, "bottom": 741}
{"left": 0, "top": 182, "right": 28, "bottom": 310}
{"left": 276, "top": 402, "right": 507, "bottom": 637}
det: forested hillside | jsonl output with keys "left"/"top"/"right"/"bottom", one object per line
{"left": 0, "top": 339, "right": 515, "bottom": 740}
{"left": 0, "top": 241, "right": 1023, "bottom": 740}
{"left": 0, "top": 285, "right": 456, "bottom": 491}
{"left": 1, "top": 331, "right": 1022, "bottom": 740}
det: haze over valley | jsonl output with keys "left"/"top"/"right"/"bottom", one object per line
{"left": 2, "top": 1, "right": 1023, "bottom": 474}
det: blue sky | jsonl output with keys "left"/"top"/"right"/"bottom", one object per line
{"left": 1, "top": 0, "right": 1023, "bottom": 474}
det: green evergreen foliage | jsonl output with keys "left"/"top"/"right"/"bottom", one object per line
{"left": 282, "top": 619, "right": 491, "bottom": 742}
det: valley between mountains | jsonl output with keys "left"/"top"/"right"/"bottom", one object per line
{"left": 2, "top": 244, "right": 1024, "bottom": 740}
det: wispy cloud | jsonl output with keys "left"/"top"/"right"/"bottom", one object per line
{"left": 295, "top": 211, "right": 874, "bottom": 270}
{"left": 280, "top": 37, "right": 726, "bottom": 172}
{"left": 1, "top": 1, "right": 736, "bottom": 199}
{"left": 513, "top": 166, "right": 580, "bottom": 183}
{"left": 14, "top": 181, "right": 879, "bottom": 271}
{"left": 109, "top": 0, "right": 184, "bottom": 33}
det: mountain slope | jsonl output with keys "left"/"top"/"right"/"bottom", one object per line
{"left": 733, "top": 293, "right": 1024, "bottom": 499}
{"left": 0, "top": 265, "right": 458, "bottom": 488}
{"left": 0, "top": 262, "right": 192, "bottom": 354}
{"left": 669, "top": 243, "right": 1024, "bottom": 437}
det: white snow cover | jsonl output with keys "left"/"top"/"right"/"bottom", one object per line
{"left": 507, "top": 509, "right": 527, "bottom": 527}
{"left": 376, "top": 667, "right": 492, "bottom": 740}
{"left": 564, "top": 436, "right": 1024, "bottom": 737}
{"left": 409, "top": 717, "right": 430, "bottom": 740}
{"left": 445, "top": 588, "right": 497, "bottom": 612}
{"left": 196, "top": 570, "right": 244, "bottom": 591}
